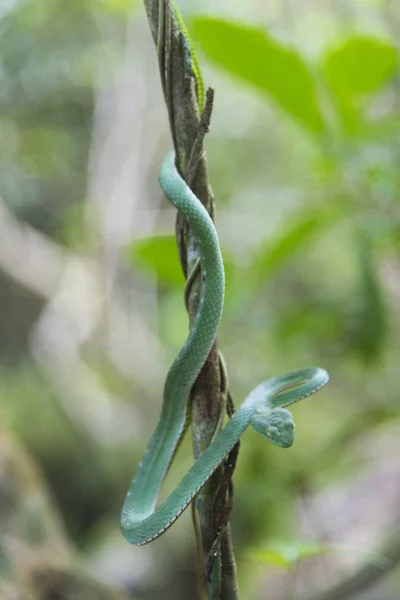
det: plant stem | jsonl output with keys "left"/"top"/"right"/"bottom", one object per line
{"left": 142, "top": 2, "right": 239, "bottom": 597}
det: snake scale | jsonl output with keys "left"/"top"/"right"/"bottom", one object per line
{"left": 120, "top": 150, "right": 329, "bottom": 546}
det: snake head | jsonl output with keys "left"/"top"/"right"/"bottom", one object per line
{"left": 250, "top": 408, "right": 295, "bottom": 448}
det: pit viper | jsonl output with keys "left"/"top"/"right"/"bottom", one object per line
{"left": 120, "top": 150, "right": 329, "bottom": 546}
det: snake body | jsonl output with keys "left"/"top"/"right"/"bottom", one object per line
{"left": 120, "top": 151, "right": 329, "bottom": 546}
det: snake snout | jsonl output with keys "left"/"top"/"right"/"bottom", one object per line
{"left": 250, "top": 408, "right": 295, "bottom": 448}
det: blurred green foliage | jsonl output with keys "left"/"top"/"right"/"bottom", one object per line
{"left": 192, "top": 18, "right": 324, "bottom": 133}
{"left": 1, "top": 0, "right": 400, "bottom": 599}
{"left": 126, "top": 235, "right": 185, "bottom": 285}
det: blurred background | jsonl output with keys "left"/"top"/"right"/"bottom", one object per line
{"left": 0, "top": 0, "right": 399, "bottom": 599}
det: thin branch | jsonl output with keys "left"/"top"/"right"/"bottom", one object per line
{"left": 142, "top": 1, "right": 239, "bottom": 597}
{"left": 0, "top": 197, "right": 65, "bottom": 299}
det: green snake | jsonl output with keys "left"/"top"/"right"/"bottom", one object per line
{"left": 120, "top": 150, "right": 329, "bottom": 546}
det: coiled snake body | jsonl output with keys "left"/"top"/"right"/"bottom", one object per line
{"left": 120, "top": 151, "right": 329, "bottom": 546}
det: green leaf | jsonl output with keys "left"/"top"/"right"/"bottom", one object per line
{"left": 248, "top": 541, "right": 324, "bottom": 567}
{"left": 323, "top": 36, "right": 398, "bottom": 99}
{"left": 124, "top": 236, "right": 184, "bottom": 286}
{"left": 248, "top": 541, "right": 391, "bottom": 569}
{"left": 192, "top": 18, "right": 324, "bottom": 133}
{"left": 351, "top": 228, "right": 387, "bottom": 364}
{"left": 98, "top": 0, "right": 135, "bottom": 13}
{"left": 250, "top": 204, "right": 346, "bottom": 279}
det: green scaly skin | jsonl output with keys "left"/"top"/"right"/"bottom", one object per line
{"left": 171, "top": 0, "right": 205, "bottom": 112}
{"left": 120, "top": 150, "right": 329, "bottom": 546}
